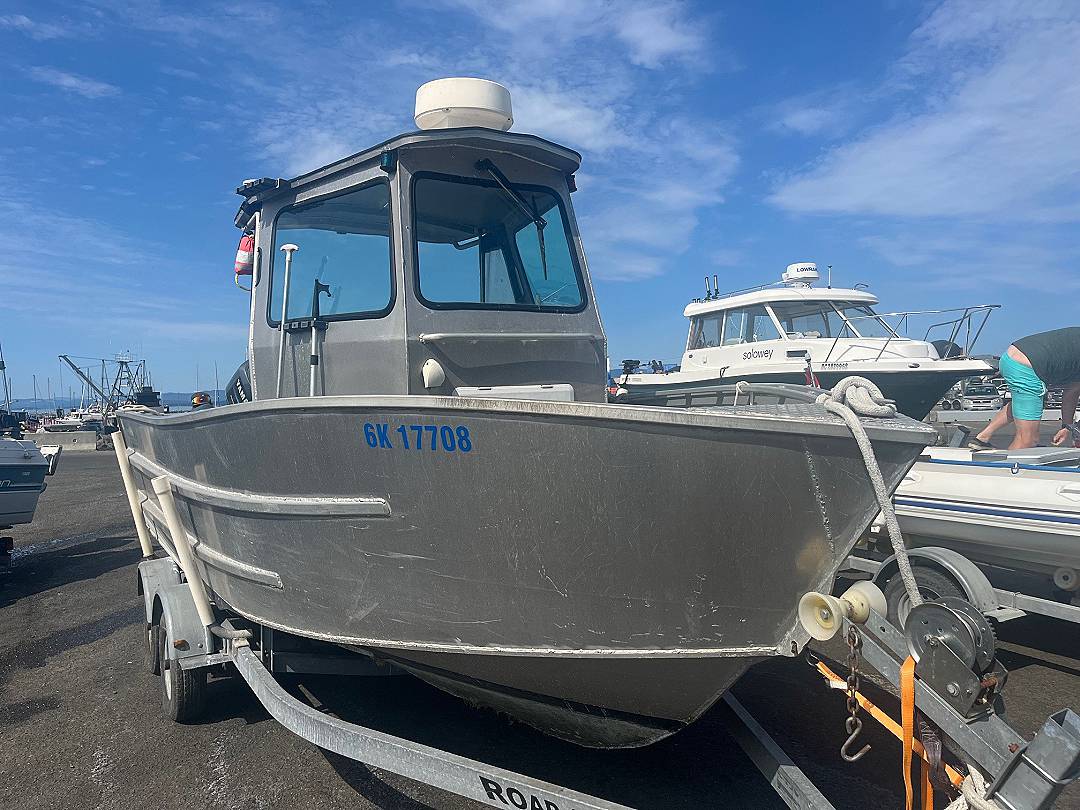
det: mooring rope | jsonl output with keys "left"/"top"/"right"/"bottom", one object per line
{"left": 816, "top": 376, "right": 923, "bottom": 609}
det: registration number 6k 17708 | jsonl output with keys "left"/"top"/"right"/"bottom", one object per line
{"left": 362, "top": 423, "right": 473, "bottom": 453}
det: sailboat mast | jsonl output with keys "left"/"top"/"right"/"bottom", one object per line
{"left": 0, "top": 340, "right": 10, "bottom": 411}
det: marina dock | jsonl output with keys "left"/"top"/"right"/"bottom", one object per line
{"left": 2, "top": 453, "right": 1077, "bottom": 809}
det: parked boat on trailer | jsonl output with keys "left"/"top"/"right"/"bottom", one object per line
{"left": 860, "top": 444, "right": 1080, "bottom": 626}
{"left": 614, "top": 262, "right": 998, "bottom": 420}
{"left": 114, "top": 78, "right": 938, "bottom": 750}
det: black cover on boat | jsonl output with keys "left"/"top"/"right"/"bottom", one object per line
{"left": 226, "top": 361, "right": 251, "bottom": 405}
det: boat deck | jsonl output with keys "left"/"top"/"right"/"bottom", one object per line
{"left": 2, "top": 453, "right": 1078, "bottom": 809}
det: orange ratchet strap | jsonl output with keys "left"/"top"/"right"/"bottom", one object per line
{"left": 815, "top": 659, "right": 964, "bottom": 797}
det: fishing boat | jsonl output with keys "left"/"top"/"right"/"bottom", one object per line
{"left": 116, "top": 79, "right": 935, "bottom": 748}
{"left": 615, "top": 263, "right": 997, "bottom": 419}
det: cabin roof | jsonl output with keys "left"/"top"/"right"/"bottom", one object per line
{"left": 233, "top": 127, "right": 581, "bottom": 228}
{"left": 682, "top": 286, "right": 878, "bottom": 318}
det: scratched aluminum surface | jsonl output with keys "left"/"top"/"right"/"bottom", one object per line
{"left": 119, "top": 397, "right": 931, "bottom": 746}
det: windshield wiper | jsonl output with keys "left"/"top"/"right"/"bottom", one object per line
{"left": 476, "top": 159, "right": 548, "bottom": 279}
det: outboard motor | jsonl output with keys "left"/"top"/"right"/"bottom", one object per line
{"left": 226, "top": 361, "right": 252, "bottom": 405}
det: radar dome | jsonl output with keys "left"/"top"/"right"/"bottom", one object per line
{"left": 782, "top": 262, "right": 819, "bottom": 286}
{"left": 414, "top": 78, "right": 513, "bottom": 131}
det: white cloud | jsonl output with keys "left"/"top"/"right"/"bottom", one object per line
{"left": 858, "top": 228, "right": 1080, "bottom": 295}
{"left": 769, "top": 1, "right": 1080, "bottom": 221}
{"left": 26, "top": 66, "right": 119, "bottom": 99}
{"left": 440, "top": 0, "right": 707, "bottom": 68}
{"left": 89, "top": 0, "right": 733, "bottom": 283}
{"left": 0, "top": 14, "right": 85, "bottom": 40}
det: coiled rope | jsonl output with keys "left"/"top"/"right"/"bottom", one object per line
{"left": 816, "top": 376, "right": 923, "bottom": 609}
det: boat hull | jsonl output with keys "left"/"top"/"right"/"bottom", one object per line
{"left": 892, "top": 457, "right": 1080, "bottom": 576}
{"left": 119, "top": 395, "right": 932, "bottom": 746}
{"left": 619, "top": 367, "right": 977, "bottom": 421}
{"left": 0, "top": 440, "right": 48, "bottom": 527}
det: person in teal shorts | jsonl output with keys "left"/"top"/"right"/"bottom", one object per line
{"left": 971, "top": 327, "right": 1080, "bottom": 450}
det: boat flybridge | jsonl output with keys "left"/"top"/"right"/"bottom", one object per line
{"left": 617, "top": 263, "right": 998, "bottom": 419}
{"left": 115, "top": 80, "right": 938, "bottom": 749}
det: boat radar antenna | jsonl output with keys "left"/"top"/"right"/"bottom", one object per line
{"left": 782, "top": 262, "right": 819, "bottom": 288}
{"left": 414, "top": 78, "right": 513, "bottom": 131}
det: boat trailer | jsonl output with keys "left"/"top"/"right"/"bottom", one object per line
{"left": 116, "top": 426, "right": 1079, "bottom": 809}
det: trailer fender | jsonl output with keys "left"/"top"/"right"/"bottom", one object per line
{"left": 156, "top": 583, "right": 215, "bottom": 665}
{"left": 137, "top": 557, "right": 183, "bottom": 624}
{"left": 872, "top": 547, "right": 999, "bottom": 613}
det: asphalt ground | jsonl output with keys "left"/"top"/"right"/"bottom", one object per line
{"left": 1, "top": 453, "right": 1077, "bottom": 809}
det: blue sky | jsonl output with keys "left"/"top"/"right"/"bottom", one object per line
{"left": 2, "top": 1, "right": 1078, "bottom": 397}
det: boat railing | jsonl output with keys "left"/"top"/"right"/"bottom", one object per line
{"left": 691, "top": 280, "right": 789, "bottom": 304}
{"left": 822, "top": 304, "right": 999, "bottom": 364}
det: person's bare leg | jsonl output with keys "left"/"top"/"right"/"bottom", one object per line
{"left": 1010, "top": 418, "right": 1041, "bottom": 449}
{"left": 976, "top": 402, "right": 1013, "bottom": 443}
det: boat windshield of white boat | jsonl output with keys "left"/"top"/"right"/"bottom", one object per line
{"left": 235, "top": 108, "right": 606, "bottom": 403}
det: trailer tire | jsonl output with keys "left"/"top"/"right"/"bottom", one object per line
{"left": 885, "top": 566, "right": 965, "bottom": 628}
{"left": 145, "top": 622, "right": 161, "bottom": 676}
{"left": 159, "top": 628, "right": 206, "bottom": 723}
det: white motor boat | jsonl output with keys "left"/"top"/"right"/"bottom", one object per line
{"left": 887, "top": 446, "right": 1080, "bottom": 591}
{"left": 616, "top": 263, "right": 997, "bottom": 419}
{"left": 0, "top": 438, "right": 53, "bottom": 527}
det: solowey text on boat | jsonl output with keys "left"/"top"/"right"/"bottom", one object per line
{"left": 115, "top": 79, "right": 937, "bottom": 748}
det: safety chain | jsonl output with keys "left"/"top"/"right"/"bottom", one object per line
{"left": 841, "top": 626, "right": 871, "bottom": 762}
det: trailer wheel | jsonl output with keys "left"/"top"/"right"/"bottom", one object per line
{"left": 159, "top": 627, "right": 206, "bottom": 723}
{"left": 885, "top": 566, "right": 965, "bottom": 628}
{"left": 145, "top": 622, "right": 161, "bottom": 676}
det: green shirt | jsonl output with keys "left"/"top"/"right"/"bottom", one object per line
{"left": 1014, "top": 327, "right": 1080, "bottom": 386}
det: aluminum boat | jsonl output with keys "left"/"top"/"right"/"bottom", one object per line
{"left": 116, "top": 79, "right": 935, "bottom": 748}
{"left": 615, "top": 262, "right": 997, "bottom": 419}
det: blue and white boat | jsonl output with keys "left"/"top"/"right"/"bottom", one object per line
{"left": 888, "top": 446, "right": 1080, "bottom": 592}
{"left": 0, "top": 437, "right": 51, "bottom": 528}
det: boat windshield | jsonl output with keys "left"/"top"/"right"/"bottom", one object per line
{"left": 834, "top": 304, "right": 897, "bottom": 339}
{"left": 769, "top": 302, "right": 851, "bottom": 339}
{"left": 412, "top": 174, "right": 585, "bottom": 311}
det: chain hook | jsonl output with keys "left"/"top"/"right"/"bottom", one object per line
{"left": 841, "top": 716, "right": 870, "bottom": 762}
{"left": 839, "top": 625, "right": 871, "bottom": 763}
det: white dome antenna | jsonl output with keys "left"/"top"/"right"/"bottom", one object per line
{"left": 414, "top": 78, "right": 513, "bottom": 131}
{"left": 782, "top": 262, "right": 819, "bottom": 287}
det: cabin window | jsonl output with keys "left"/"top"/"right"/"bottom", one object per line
{"left": 412, "top": 173, "right": 586, "bottom": 312}
{"left": 689, "top": 306, "right": 782, "bottom": 348}
{"left": 268, "top": 181, "right": 393, "bottom": 324}
{"left": 688, "top": 314, "right": 721, "bottom": 349}
{"left": 719, "top": 306, "right": 780, "bottom": 344}
{"left": 771, "top": 303, "right": 848, "bottom": 339}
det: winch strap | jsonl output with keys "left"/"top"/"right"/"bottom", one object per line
{"left": 815, "top": 661, "right": 964, "bottom": 788}
{"left": 902, "top": 655, "right": 917, "bottom": 810}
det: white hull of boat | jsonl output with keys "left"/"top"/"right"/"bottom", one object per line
{"left": 889, "top": 448, "right": 1080, "bottom": 576}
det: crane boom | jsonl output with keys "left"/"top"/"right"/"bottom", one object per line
{"left": 58, "top": 355, "right": 113, "bottom": 407}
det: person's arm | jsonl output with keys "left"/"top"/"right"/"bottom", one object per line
{"left": 1052, "top": 382, "right": 1080, "bottom": 446}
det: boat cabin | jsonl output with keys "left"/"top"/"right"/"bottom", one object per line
{"left": 681, "top": 263, "right": 939, "bottom": 373}
{"left": 233, "top": 80, "right": 607, "bottom": 404}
